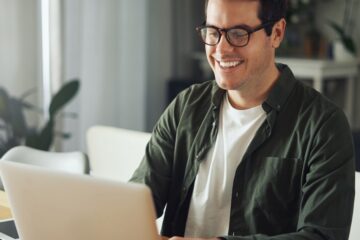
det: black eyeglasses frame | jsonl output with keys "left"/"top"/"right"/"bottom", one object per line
{"left": 195, "top": 21, "right": 276, "bottom": 47}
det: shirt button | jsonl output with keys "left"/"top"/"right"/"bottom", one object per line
{"left": 235, "top": 192, "right": 239, "bottom": 198}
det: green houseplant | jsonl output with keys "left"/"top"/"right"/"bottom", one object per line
{"left": 328, "top": 21, "right": 357, "bottom": 56}
{"left": 328, "top": 0, "right": 357, "bottom": 58}
{"left": 0, "top": 79, "right": 80, "bottom": 157}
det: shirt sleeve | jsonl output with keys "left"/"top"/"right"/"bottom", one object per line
{"left": 129, "top": 94, "right": 180, "bottom": 218}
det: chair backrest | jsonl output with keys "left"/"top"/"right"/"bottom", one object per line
{"left": 349, "top": 171, "right": 360, "bottom": 240}
{"left": 0, "top": 146, "right": 88, "bottom": 190}
{"left": 86, "top": 126, "right": 151, "bottom": 181}
{"left": 86, "top": 126, "right": 164, "bottom": 232}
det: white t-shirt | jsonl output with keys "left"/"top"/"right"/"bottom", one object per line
{"left": 184, "top": 94, "right": 266, "bottom": 238}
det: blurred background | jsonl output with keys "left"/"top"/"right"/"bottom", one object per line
{"left": 0, "top": 0, "right": 359, "bottom": 153}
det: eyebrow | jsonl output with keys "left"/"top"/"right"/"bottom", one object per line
{"left": 204, "top": 23, "right": 254, "bottom": 31}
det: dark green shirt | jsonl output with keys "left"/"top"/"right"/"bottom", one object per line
{"left": 130, "top": 64, "right": 355, "bottom": 240}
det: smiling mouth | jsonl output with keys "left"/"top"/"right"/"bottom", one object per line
{"left": 216, "top": 60, "right": 245, "bottom": 69}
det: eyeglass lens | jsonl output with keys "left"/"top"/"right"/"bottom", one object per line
{"left": 200, "top": 27, "right": 249, "bottom": 46}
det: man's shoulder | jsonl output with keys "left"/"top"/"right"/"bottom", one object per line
{"left": 292, "top": 80, "right": 348, "bottom": 125}
{"left": 175, "top": 80, "right": 218, "bottom": 104}
{"left": 181, "top": 80, "right": 216, "bottom": 94}
{"left": 166, "top": 80, "right": 221, "bottom": 121}
{"left": 297, "top": 81, "right": 342, "bottom": 111}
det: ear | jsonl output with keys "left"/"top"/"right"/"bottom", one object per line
{"left": 271, "top": 18, "right": 286, "bottom": 48}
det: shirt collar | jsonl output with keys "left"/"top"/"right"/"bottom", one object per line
{"left": 210, "top": 63, "right": 297, "bottom": 112}
{"left": 263, "top": 63, "right": 297, "bottom": 113}
{"left": 211, "top": 81, "right": 226, "bottom": 109}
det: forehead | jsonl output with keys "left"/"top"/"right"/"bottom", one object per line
{"left": 206, "top": 0, "right": 261, "bottom": 27}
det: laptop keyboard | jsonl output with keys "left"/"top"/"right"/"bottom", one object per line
{"left": 0, "top": 220, "right": 18, "bottom": 240}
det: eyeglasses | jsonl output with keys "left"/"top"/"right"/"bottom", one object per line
{"left": 196, "top": 21, "right": 275, "bottom": 47}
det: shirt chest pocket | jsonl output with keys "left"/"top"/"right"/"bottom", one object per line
{"left": 251, "top": 157, "right": 302, "bottom": 214}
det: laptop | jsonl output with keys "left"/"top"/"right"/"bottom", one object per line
{"left": 0, "top": 161, "right": 160, "bottom": 240}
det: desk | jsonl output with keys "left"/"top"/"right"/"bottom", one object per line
{"left": 0, "top": 190, "right": 12, "bottom": 220}
{"left": 277, "top": 58, "right": 359, "bottom": 127}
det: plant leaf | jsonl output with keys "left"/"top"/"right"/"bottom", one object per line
{"left": 0, "top": 137, "right": 20, "bottom": 158}
{"left": 8, "top": 98, "right": 28, "bottom": 139}
{"left": 328, "top": 20, "right": 357, "bottom": 55}
{"left": 342, "top": 37, "right": 357, "bottom": 55}
{"left": 328, "top": 21, "right": 345, "bottom": 37}
{"left": 25, "top": 120, "right": 54, "bottom": 150}
{"left": 49, "top": 79, "right": 80, "bottom": 117}
{"left": 0, "top": 88, "right": 10, "bottom": 120}
{"left": 0, "top": 89, "right": 27, "bottom": 141}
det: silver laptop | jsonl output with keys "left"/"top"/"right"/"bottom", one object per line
{"left": 0, "top": 161, "right": 160, "bottom": 240}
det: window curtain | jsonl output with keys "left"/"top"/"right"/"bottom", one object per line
{"left": 0, "top": 0, "right": 40, "bottom": 127}
{"left": 62, "top": 0, "right": 148, "bottom": 151}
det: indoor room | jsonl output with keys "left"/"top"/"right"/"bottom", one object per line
{"left": 0, "top": 0, "right": 359, "bottom": 239}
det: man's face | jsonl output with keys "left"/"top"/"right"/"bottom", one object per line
{"left": 205, "top": 0, "right": 280, "bottom": 94}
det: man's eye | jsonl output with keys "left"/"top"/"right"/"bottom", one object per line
{"left": 207, "top": 31, "right": 218, "bottom": 38}
{"left": 230, "top": 30, "right": 247, "bottom": 39}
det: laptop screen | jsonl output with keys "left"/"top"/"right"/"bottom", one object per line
{"left": 0, "top": 161, "right": 159, "bottom": 240}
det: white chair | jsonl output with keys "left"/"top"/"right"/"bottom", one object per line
{"left": 86, "top": 125, "right": 151, "bottom": 181}
{"left": 0, "top": 146, "right": 88, "bottom": 190}
{"left": 349, "top": 171, "right": 360, "bottom": 240}
{"left": 86, "top": 126, "right": 165, "bottom": 231}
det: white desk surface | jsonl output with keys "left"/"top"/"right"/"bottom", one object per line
{"left": 276, "top": 58, "right": 359, "bottom": 79}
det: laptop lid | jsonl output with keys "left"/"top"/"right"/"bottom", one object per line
{"left": 0, "top": 161, "right": 159, "bottom": 240}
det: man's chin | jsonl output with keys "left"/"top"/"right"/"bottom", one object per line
{"left": 215, "top": 78, "right": 242, "bottom": 91}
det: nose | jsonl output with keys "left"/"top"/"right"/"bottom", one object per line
{"left": 216, "top": 31, "right": 234, "bottom": 51}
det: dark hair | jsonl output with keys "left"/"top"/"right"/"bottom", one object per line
{"left": 204, "top": 0, "right": 288, "bottom": 36}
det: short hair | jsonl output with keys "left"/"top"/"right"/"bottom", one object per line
{"left": 204, "top": 0, "right": 288, "bottom": 36}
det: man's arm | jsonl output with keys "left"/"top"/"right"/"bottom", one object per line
{"left": 130, "top": 92, "right": 182, "bottom": 217}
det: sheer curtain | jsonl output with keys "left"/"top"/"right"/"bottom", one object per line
{"left": 62, "top": 0, "right": 148, "bottom": 151}
{"left": 0, "top": 0, "right": 173, "bottom": 152}
{"left": 0, "top": 0, "right": 40, "bottom": 127}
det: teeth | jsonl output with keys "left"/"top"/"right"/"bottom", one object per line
{"left": 218, "top": 61, "right": 242, "bottom": 68}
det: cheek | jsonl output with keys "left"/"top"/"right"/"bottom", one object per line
{"left": 245, "top": 44, "right": 274, "bottom": 74}
{"left": 205, "top": 45, "right": 213, "bottom": 56}
{"left": 245, "top": 40, "right": 271, "bottom": 62}
{"left": 205, "top": 46, "right": 215, "bottom": 66}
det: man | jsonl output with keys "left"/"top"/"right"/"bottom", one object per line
{"left": 131, "top": 0, "right": 355, "bottom": 239}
